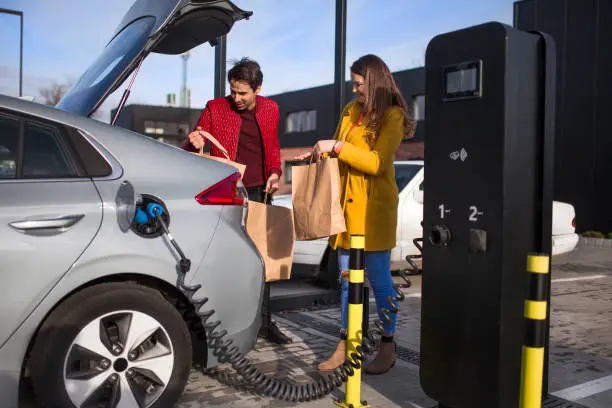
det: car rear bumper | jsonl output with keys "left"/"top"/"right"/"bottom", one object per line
{"left": 198, "top": 206, "right": 265, "bottom": 367}
{"left": 293, "top": 239, "right": 328, "bottom": 265}
{"left": 552, "top": 232, "right": 579, "bottom": 256}
{"left": 219, "top": 312, "right": 260, "bottom": 359}
{"left": 0, "top": 370, "right": 19, "bottom": 408}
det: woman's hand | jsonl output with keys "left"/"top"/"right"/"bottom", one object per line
{"left": 314, "top": 139, "right": 344, "bottom": 159}
{"left": 313, "top": 140, "right": 337, "bottom": 157}
{"left": 293, "top": 140, "right": 343, "bottom": 162}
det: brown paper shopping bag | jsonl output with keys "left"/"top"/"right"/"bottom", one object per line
{"left": 291, "top": 157, "right": 347, "bottom": 241}
{"left": 194, "top": 132, "right": 246, "bottom": 177}
{"left": 246, "top": 199, "right": 295, "bottom": 282}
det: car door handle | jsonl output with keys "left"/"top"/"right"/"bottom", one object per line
{"left": 9, "top": 214, "right": 85, "bottom": 231}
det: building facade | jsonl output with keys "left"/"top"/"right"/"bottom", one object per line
{"left": 268, "top": 67, "right": 425, "bottom": 194}
{"left": 514, "top": 0, "right": 612, "bottom": 232}
{"left": 111, "top": 104, "right": 201, "bottom": 147}
{"left": 110, "top": 0, "right": 611, "bottom": 232}
{"left": 112, "top": 67, "right": 426, "bottom": 195}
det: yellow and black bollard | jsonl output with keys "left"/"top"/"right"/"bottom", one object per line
{"left": 335, "top": 235, "right": 370, "bottom": 408}
{"left": 519, "top": 253, "right": 550, "bottom": 408}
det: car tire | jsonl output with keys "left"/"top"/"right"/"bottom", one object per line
{"left": 28, "top": 282, "right": 192, "bottom": 408}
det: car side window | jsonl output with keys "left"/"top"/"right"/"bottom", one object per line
{"left": 0, "top": 112, "right": 79, "bottom": 180}
{"left": 0, "top": 114, "right": 19, "bottom": 179}
{"left": 22, "top": 121, "right": 77, "bottom": 178}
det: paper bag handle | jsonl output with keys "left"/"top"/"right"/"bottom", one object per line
{"left": 197, "top": 131, "right": 230, "bottom": 160}
{"left": 298, "top": 156, "right": 350, "bottom": 212}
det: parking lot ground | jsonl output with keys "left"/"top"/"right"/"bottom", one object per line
{"left": 176, "top": 246, "right": 612, "bottom": 408}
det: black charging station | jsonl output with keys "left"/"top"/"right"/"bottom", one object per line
{"left": 419, "top": 22, "right": 556, "bottom": 408}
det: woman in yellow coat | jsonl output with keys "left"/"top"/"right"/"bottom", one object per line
{"left": 299, "top": 54, "right": 416, "bottom": 375}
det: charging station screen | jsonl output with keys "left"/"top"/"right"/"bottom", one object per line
{"left": 444, "top": 61, "right": 482, "bottom": 100}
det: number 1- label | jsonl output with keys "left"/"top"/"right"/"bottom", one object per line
{"left": 439, "top": 204, "right": 451, "bottom": 219}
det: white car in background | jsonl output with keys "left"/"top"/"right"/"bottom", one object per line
{"left": 274, "top": 160, "right": 579, "bottom": 271}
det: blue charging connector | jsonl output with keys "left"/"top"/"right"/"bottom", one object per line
{"left": 134, "top": 207, "right": 149, "bottom": 225}
{"left": 134, "top": 203, "right": 164, "bottom": 225}
{"left": 147, "top": 203, "right": 164, "bottom": 219}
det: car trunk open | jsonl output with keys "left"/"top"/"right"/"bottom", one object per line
{"left": 57, "top": 0, "right": 251, "bottom": 117}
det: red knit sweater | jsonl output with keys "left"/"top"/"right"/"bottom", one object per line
{"left": 181, "top": 95, "right": 282, "bottom": 178}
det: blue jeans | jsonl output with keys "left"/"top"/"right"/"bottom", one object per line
{"left": 338, "top": 248, "right": 397, "bottom": 335}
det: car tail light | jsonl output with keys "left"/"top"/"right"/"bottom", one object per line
{"left": 572, "top": 216, "right": 576, "bottom": 228}
{"left": 195, "top": 172, "right": 247, "bottom": 206}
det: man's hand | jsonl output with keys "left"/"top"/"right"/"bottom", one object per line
{"left": 265, "top": 173, "right": 280, "bottom": 195}
{"left": 293, "top": 151, "right": 313, "bottom": 161}
{"left": 188, "top": 126, "right": 206, "bottom": 150}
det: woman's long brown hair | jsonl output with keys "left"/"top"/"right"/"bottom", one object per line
{"left": 350, "top": 54, "right": 416, "bottom": 146}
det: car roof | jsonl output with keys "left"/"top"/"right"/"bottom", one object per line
{"left": 0, "top": 93, "right": 174, "bottom": 159}
{"left": 1, "top": 94, "right": 107, "bottom": 130}
{"left": 0, "top": 94, "right": 236, "bottom": 185}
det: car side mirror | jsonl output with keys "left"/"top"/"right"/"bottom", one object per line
{"left": 413, "top": 190, "right": 424, "bottom": 204}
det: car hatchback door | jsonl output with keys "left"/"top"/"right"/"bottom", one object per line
{"left": 0, "top": 110, "right": 103, "bottom": 346}
{"left": 56, "top": 0, "right": 252, "bottom": 117}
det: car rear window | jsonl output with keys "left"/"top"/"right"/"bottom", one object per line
{"left": 65, "top": 129, "right": 112, "bottom": 177}
{"left": 394, "top": 163, "right": 423, "bottom": 191}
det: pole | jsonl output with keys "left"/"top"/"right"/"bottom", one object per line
{"left": 0, "top": 8, "right": 23, "bottom": 97}
{"left": 214, "top": 35, "right": 227, "bottom": 99}
{"left": 19, "top": 12, "right": 23, "bottom": 97}
{"left": 333, "top": 0, "right": 347, "bottom": 123}
{"left": 335, "top": 235, "right": 369, "bottom": 408}
{"left": 519, "top": 253, "right": 550, "bottom": 408}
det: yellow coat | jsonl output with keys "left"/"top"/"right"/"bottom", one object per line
{"left": 329, "top": 101, "right": 410, "bottom": 252}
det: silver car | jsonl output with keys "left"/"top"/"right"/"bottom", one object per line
{"left": 0, "top": 1, "right": 263, "bottom": 408}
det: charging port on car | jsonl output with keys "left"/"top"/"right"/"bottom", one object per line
{"left": 130, "top": 194, "right": 170, "bottom": 239}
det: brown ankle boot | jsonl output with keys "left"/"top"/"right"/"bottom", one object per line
{"left": 318, "top": 340, "right": 346, "bottom": 372}
{"left": 365, "top": 341, "right": 396, "bottom": 375}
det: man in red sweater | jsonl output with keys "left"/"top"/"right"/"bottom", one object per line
{"left": 182, "top": 57, "right": 291, "bottom": 345}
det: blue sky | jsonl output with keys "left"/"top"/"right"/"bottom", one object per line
{"left": 0, "top": 0, "right": 514, "bottom": 122}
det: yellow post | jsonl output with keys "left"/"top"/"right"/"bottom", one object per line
{"left": 519, "top": 253, "right": 550, "bottom": 408}
{"left": 335, "top": 235, "right": 369, "bottom": 408}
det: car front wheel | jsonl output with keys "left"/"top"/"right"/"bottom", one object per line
{"left": 28, "top": 282, "right": 192, "bottom": 408}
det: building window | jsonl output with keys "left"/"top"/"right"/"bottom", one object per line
{"left": 177, "top": 123, "right": 190, "bottom": 137}
{"left": 286, "top": 110, "right": 317, "bottom": 133}
{"left": 413, "top": 95, "right": 425, "bottom": 121}
{"left": 286, "top": 114, "right": 295, "bottom": 133}
{"left": 306, "top": 110, "right": 317, "bottom": 131}
{"left": 284, "top": 161, "right": 293, "bottom": 183}
{"left": 144, "top": 120, "right": 164, "bottom": 134}
{"left": 144, "top": 121, "right": 190, "bottom": 136}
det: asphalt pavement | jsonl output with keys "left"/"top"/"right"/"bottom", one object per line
{"left": 175, "top": 245, "right": 612, "bottom": 408}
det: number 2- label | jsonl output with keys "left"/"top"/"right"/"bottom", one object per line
{"left": 469, "top": 205, "right": 484, "bottom": 222}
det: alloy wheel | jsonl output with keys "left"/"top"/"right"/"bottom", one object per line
{"left": 62, "top": 310, "right": 174, "bottom": 408}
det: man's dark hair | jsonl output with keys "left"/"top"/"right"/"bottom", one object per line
{"left": 228, "top": 57, "right": 263, "bottom": 91}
